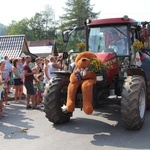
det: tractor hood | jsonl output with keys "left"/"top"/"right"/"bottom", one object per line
{"left": 95, "top": 52, "right": 118, "bottom": 85}
{"left": 95, "top": 52, "right": 116, "bottom": 62}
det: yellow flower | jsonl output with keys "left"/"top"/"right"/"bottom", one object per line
{"left": 76, "top": 42, "right": 86, "bottom": 52}
{"left": 88, "top": 58, "right": 107, "bottom": 74}
{"left": 132, "top": 40, "right": 144, "bottom": 53}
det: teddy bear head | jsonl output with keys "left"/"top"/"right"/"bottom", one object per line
{"left": 75, "top": 51, "right": 97, "bottom": 69}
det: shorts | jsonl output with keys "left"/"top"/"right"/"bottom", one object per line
{"left": 0, "top": 91, "right": 4, "bottom": 100}
{"left": 24, "top": 82, "right": 35, "bottom": 95}
{"left": 13, "top": 78, "right": 23, "bottom": 86}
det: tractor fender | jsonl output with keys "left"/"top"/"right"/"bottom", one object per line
{"left": 126, "top": 68, "right": 147, "bottom": 82}
{"left": 51, "top": 71, "right": 71, "bottom": 77}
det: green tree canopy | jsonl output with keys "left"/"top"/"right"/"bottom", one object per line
{"left": 60, "top": 0, "right": 99, "bottom": 29}
{"left": 6, "top": 5, "right": 57, "bottom": 41}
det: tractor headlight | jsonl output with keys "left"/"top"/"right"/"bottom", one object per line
{"left": 96, "top": 75, "right": 103, "bottom": 81}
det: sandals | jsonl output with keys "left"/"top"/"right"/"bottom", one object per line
{"left": 0, "top": 113, "right": 7, "bottom": 118}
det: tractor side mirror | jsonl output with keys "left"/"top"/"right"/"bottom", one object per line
{"left": 62, "top": 52, "right": 69, "bottom": 59}
{"left": 62, "top": 30, "right": 70, "bottom": 43}
{"left": 147, "top": 24, "right": 150, "bottom": 36}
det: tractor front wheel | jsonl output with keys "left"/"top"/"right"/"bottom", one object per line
{"left": 44, "top": 76, "right": 72, "bottom": 124}
{"left": 121, "top": 75, "right": 146, "bottom": 130}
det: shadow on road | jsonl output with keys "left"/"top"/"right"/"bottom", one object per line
{"left": 53, "top": 105, "right": 150, "bottom": 149}
{"left": 0, "top": 103, "right": 40, "bottom": 140}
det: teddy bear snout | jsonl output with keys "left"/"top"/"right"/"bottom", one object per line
{"left": 82, "top": 58, "right": 86, "bottom": 62}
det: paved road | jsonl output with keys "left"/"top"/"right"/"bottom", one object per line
{"left": 1, "top": 99, "right": 150, "bottom": 150}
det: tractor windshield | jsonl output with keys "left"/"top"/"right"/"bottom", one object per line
{"left": 89, "top": 26, "right": 130, "bottom": 56}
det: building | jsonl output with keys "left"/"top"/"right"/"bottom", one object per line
{"left": 28, "top": 39, "right": 58, "bottom": 57}
{"left": 0, "top": 34, "right": 37, "bottom": 59}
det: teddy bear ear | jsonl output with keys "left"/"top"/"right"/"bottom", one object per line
{"left": 75, "top": 57, "right": 79, "bottom": 64}
{"left": 75, "top": 53, "right": 81, "bottom": 63}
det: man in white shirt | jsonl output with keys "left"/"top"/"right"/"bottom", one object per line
{"left": 48, "top": 56, "right": 61, "bottom": 79}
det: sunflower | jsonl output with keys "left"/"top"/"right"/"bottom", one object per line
{"left": 88, "top": 58, "right": 107, "bottom": 74}
{"left": 132, "top": 40, "right": 144, "bottom": 53}
{"left": 76, "top": 42, "right": 86, "bottom": 52}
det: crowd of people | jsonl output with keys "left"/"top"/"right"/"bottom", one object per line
{"left": 0, "top": 54, "right": 64, "bottom": 118}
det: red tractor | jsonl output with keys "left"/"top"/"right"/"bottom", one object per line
{"left": 44, "top": 16, "right": 150, "bottom": 130}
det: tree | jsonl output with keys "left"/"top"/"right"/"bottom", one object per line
{"left": 28, "top": 5, "right": 58, "bottom": 40}
{"left": 28, "top": 13, "right": 45, "bottom": 40}
{"left": 59, "top": 0, "right": 99, "bottom": 29}
{"left": 42, "top": 5, "right": 56, "bottom": 38}
{"left": 0, "top": 23, "right": 6, "bottom": 35}
{"left": 6, "top": 19, "right": 32, "bottom": 39}
{"left": 5, "top": 5, "right": 58, "bottom": 41}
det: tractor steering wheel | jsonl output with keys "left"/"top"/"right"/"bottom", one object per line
{"left": 109, "top": 44, "right": 119, "bottom": 54}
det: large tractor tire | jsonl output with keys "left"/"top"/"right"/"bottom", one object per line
{"left": 44, "top": 76, "right": 72, "bottom": 124}
{"left": 121, "top": 75, "right": 146, "bottom": 130}
{"left": 146, "top": 81, "right": 150, "bottom": 109}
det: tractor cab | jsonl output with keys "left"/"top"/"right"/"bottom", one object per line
{"left": 62, "top": 16, "right": 150, "bottom": 81}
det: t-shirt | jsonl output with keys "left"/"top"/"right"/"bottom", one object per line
{"left": 109, "top": 39, "right": 126, "bottom": 55}
{"left": 23, "top": 63, "right": 34, "bottom": 83}
{"left": 2, "top": 69, "right": 9, "bottom": 88}
{"left": 13, "top": 67, "right": 23, "bottom": 79}
{"left": 37, "top": 81, "right": 44, "bottom": 92}
{"left": 2, "top": 70, "right": 9, "bottom": 80}
{"left": 48, "top": 62, "right": 59, "bottom": 78}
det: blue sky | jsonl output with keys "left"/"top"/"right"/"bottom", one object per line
{"left": 0, "top": 0, "right": 150, "bottom": 25}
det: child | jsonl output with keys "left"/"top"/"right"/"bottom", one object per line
{"left": 0, "top": 71, "right": 6, "bottom": 118}
{"left": 1, "top": 60, "right": 10, "bottom": 105}
{"left": 36, "top": 73, "right": 44, "bottom": 108}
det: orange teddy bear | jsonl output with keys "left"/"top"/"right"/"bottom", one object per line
{"left": 66, "top": 51, "right": 97, "bottom": 114}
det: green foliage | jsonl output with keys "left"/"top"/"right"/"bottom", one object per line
{"left": 5, "top": 5, "right": 57, "bottom": 41}
{"left": 6, "top": 19, "right": 33, "bottom": 40}
{"left": 60, "top": 0, "right": 99, "bottom": 30}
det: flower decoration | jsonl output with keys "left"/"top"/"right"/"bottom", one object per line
{"left": 132, "top": 40, "right": 144, "bottom": 53}
{"left": 77, "top": 42, "right": 86, "bottom": 52}
{"left": 88, "top": 58, "right": 107, "bottom": 74}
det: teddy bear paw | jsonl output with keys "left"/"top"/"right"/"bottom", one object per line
{"left": 61, "top": 105, "right": 68, "bottom": 113}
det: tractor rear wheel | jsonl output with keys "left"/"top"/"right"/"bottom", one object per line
{"left": 44, "top": 76, "right": 72, "bottom": 124}
{"left": 121, "top": 75, "right": 146, "bottom": 130}
{"left": 146, "top": 81, "right": 150, "bottom": 109}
